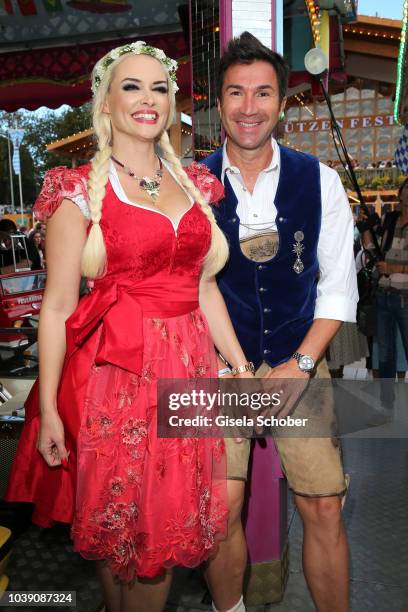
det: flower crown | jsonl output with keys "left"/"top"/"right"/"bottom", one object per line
{"left": 92, "top": 41, "right": 179, "bottom": 94}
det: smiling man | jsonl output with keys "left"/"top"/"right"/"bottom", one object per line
{"left": 203, "top": 33, "right": 358, "bottom": 612}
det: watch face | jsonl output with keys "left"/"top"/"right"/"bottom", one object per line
{"left": 298, "top": 355, "right": 315, "bottom": 371}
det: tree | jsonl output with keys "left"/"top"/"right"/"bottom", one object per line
{"left": 0, "top": 104, "right": 92, "bottom": 207}
{"left": 0, "top": 137, "right": 37, "bottom": 209}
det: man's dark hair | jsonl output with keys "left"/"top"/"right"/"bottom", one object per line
{"left": 217, "top": 31, "right": 289, "bottom": 101}
{"left": 398, "top": 176, "right": 408, "bottom": 199}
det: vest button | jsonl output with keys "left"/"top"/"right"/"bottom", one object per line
{"left": 278, "top": 216, "right": 284, "bottom": 222}
{"left": 259, "top": 287, "right": 267, "bottom": 293}
{"left": 264, "top": 329, "right": 270, "bottom": 335}
{"left": 264, "top": 349, "right": 271, "bottom": 354}
{"left": 231, "top": 217, "right": 237, "bottom": 223}
{"left": 257, "top": 264, "right": 264, "bottom": 270}
{"left": 263, "top": 307, "right": 271, "bottom": 313}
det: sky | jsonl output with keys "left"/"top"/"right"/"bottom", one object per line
{"left": 357, "top": 0, "right": 405, "bottom": 20}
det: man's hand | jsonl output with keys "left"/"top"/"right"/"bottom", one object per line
{"left": 256, "top": 358, "right": 310, "bottom": 428}
{"left": 265, "top": 358, "right": 310, "bottom": 380}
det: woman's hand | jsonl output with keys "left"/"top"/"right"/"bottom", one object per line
{"left": 217, "top": 354, "right": 234, "bottom": 378}
{"left": 376, "top": 261, "right": 389, "bottom": 275}
{"left": 376, "top": 261, "right": 403, "bottom": 275}
{"left": 356, "top": 210, "right": 380, "bottom": 232}
{"left": 37, "top": 410, "right": 69, "bottom": 467}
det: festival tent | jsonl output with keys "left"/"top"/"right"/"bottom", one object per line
{"left": 0, "top": 0, "right": 190, "bottom": 111}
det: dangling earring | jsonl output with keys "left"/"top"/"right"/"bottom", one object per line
{"left": 279, "top": 110, "right": 285, "bottom": 122}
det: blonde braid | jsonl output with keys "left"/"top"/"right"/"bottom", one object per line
{"left": 158, "top": 131, "right": 229, "bottom": 277}
{"left": 80, "top": 100, "right": 112, "bottom": 278}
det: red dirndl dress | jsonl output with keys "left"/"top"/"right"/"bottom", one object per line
{"left": 5, "top": 162, "right": 228, "bottom": 581}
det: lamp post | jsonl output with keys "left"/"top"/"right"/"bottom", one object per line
{"left": 7, "top": 128, "right": 25, "bottom": 224}
{"left": 0, "top": 133, "right": 15, "bottom": 213}
{"left": 304, "top": 47, "right": 382, "bottom": 259}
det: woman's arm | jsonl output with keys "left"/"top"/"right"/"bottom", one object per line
{"left": 376, "top": 261, "right": 408, "bottom": 275}
{"left": 37, "top": 199, "right": 88, "bottom": 465}
{"left": 199, "top": 275, "right": 252, "bottom": 376}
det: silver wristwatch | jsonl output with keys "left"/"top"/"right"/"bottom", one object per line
{"left": 292, "top": 352, "right": 315, "bottom": 373}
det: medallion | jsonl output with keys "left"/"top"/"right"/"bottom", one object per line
{"left": 293, "top": 230, "right": 305, "bottom": 274}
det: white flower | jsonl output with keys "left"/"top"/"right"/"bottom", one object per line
{"left": 110, "top": 48, "right": 121, "bottom": 60}
{"left": 155, "top": 49, "right": 166, "bottom": 61}
{"left": 130, "top": 41, "right": 146, "bottom": 52}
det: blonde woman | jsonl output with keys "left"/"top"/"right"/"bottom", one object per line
{"left": 6, "top": 43, "right": 253, "bottom": 611}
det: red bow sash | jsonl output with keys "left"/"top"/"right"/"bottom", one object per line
{"left": 65, "top": 275, "right": 199, "bottom": 374}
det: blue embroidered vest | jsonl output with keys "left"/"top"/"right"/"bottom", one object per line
{"left": 203, "top": 145, "right": 322, "bottom": 368}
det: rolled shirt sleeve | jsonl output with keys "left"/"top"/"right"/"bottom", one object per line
{"left": 314, "top": 164, "right": 358, "bottom": 322}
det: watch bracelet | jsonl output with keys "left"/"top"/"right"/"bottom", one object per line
{"left": 231, "top": 361, "right": 255, "bottom": 376}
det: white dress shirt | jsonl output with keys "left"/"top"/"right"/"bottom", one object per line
{"left": 221, "top": 138, "right": 358, "bottom": 322}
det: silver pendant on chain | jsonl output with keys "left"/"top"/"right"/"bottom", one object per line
{"left": 140, "top": 177, "right": 161, "bottom": 201}
{"left": 292, "top": 230, "right": 305, "bottom": 274}
{"left": 111, "top": 155, "right": 163, "bottom": 202}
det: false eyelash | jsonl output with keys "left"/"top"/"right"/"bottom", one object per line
{"left": 122, "top": 84, "right": 168, "bottom": 94}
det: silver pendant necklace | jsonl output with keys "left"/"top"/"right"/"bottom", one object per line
{"left": 111, "top": 155, "right": 163, "bottom": 201}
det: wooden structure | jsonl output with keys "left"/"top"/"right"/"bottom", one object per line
{"left": 46, "top": 128, "right": 95, "bottom": 166}
{"left": 343, "top": 15, "right": 402, "bottom": 84}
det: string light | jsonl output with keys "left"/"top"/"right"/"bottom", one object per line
{"left": 305, "top": 0, "right": 321, "bottom": 46}
{"left": 182, "top": 145, "right": 192, "bottom": 158}
{"left": 282, "top": 140, "right": 301, "bottom": 152}
{"left": 47, "top": 128, "right": 94, "bottom": 149}
{"left": 344, "top": 26, "right": 401, "bottom": 41}
{"left": 394, "top": 0, "right": 408, "bottom": 124}
{"left": 294, "top": 94, "right": 316, "bottom": 117}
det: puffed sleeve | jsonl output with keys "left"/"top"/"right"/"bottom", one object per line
{"left": 33, "top": 165, "right": 91, "bottom": 221}
{"left": 185, "top": 162, "right": 224, "bottom": 205}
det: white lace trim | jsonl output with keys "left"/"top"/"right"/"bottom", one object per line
{"left": 71, "top": 193, "right": 91, "bottom": 219}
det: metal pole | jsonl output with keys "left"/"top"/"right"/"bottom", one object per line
{"left": 319, "top": 79, "right": 382, "bottom": 259}
{"left": 18, "top": 171, "right": 24, "bottom": 224}
{"left": 6, "top": 136, "right": 15, "bottom": 212}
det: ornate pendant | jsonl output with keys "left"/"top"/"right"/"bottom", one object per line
{"left": 140, "top": 178, "right": 161, "bottom": 201}
{"left": 292, "top": 230, "right": 305, "bottom": 274}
